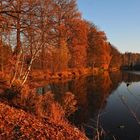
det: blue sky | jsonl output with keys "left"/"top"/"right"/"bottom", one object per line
{"left": 77, "top": 0, "right": 140, "bottom": 53}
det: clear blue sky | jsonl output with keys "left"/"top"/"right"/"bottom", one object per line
{"left": 77, "top": 0, "right": 140, "bottom": 53}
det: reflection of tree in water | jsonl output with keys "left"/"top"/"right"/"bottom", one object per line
{"left": 87, "top": 71, "right": 112, "bottom": 113}
{"left": 109, "top": 71, "right": 122, "bottom": 90}
{"left": 0, "top": 72, "right": 123, "bottom": 121}
{"left": 122, "top": 72, "right": 140, "bottom": 83}
{"left": 1, "top": 71, "right": 140, "bottom": 131}
{"left": 71, "top": 71, "right": 114, "bottom": 127}
{"left": 68, "top": 77, "right": 89, "bottom": 125}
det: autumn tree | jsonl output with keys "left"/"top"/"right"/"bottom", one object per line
{"left": 109, "top": 44, "right": 122, "bottom": 69}
{"left": 47, "top": 0, "right": 80, "bottom": 71}
{"left": 68, "top": 19, "right": 88, "bottom": 68}
{"left": 87, "top": 22, "right": 112, "bottom": 69}
{"left": 0, "top": 0, "right": 50, "bottom": 85}
{"left": 0, "top": 0, "right": 127, "bottom": 87}
{"left": 0, "top": 0, "right": 30, "bottom": 54}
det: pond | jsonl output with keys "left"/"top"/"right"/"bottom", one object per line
{"left": 37, "top": 71, "right": 140, "bottom": 140}
{"left": 1, "top": 71, "right": 140, "bottom": 139}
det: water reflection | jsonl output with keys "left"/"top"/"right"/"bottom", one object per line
{"left": 1, "top": 71, "right": 140, "bottom": 139}
{"left": 43, "top": 71, "right": 140, "bottom": 139}
{"left": 100, "top": 72, "right": 140, "bottom": 140}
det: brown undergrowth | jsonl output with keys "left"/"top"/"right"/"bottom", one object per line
{"left": 0, "top": 102, "right": 88, "bottom": 140}
{"left": 0, "top": 82, "right": 88, "bottom": 140}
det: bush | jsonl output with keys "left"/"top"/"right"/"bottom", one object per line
{"left": 36, "top": 92, "right": 65, "bottom": 123}
{"left": 61, "top": 92, "right": 77, "bottom": 117}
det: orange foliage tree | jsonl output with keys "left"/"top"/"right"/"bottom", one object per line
{"left": 68, "top": 19, "right": 88, "bottom": 68}
{"left": 87, "top": 23, "right": 112, "bottom": 70}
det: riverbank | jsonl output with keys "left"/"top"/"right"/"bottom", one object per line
{"left": 0, "top": 72, "right": 88, "bottom": 139}
{"left": 0, "top": 102, "right": 88, "bottom": 140}
{"left": 0, "top": 67, "right": 121, "bottom": 139}
{"left": 30, "top": 67, "right": 120, "bottom": 81}
{"left": 29, "top": 67, "right": 120, "bottom": 87}
{"left": 30, "top": 68, "right": 98, "bottom": 81}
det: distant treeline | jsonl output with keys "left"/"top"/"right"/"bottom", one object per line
{"left": 121, "top": 53, "right": 140, "bottom": 70}
{"left": 0, "top": 0, "right": 140, "bottom": 76}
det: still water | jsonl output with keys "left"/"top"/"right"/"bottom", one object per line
{"left": 1, "top": 71, "right": 140, "bottom": 139}
{"left": 35, "top": 72, "right": 140, "bottom": 140}
{"left": 37, "top": 71, "right": 140, "bottom": 140}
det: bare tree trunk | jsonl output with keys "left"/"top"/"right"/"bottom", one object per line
{"left": 19, "top": 49, "right": 24, "bottom": 79}
{"left": 0, "top": 35, "right": 3, "bottom": 72}
{"left": 10, "top": 51, "right": 22, "bottom": 86}
{"left": 15, "top": 16, "right": 21, "bottom": 54}
{"left": 0, "top": 1, "right": 3, "bottom": 72}
{"left": 21, "top": 46, "right": 42, "bottom": 86}
{"left": 21, "top": 57, "right": 34, "bottom": 86}
{"left": 40, "top": 7, "right": 45, "bottom": 70}
{"left": 14, "top": 2, "right": 21, "bottom": 55}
